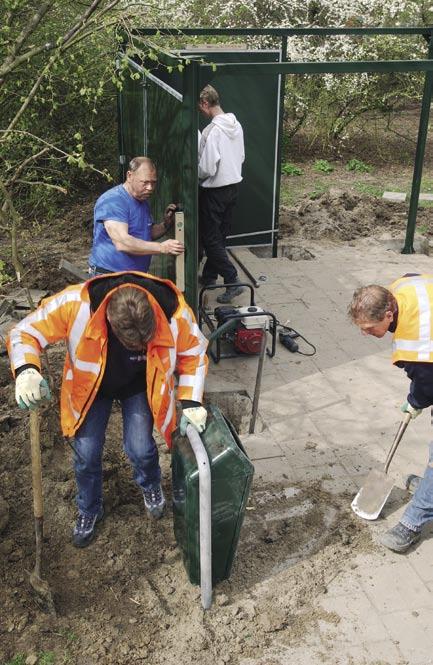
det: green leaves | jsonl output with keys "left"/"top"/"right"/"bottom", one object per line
{"left": 313, "top": 159, "right": 334, "bottom": 174}
{"left": 281, "top": 162, "right": 303, "bottom": 176}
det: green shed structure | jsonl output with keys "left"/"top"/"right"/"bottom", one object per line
{"left": 118, "top": 43, "right": 283, "bottom": 309}
{"left": 118, "top": 27, "right": 433, "bottom": 310}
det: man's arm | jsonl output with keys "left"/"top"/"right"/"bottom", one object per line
{"left": 151, "top": 203, "right": 176, "bottom": 240}
{"left": 104, "top": 220, "right": 184, "bottom": 256}
{"left": 7, "top": 287, "right": 80, "bottom": 375}
{"left": 198, "top": 131, "right": 220, "bottom": 180}
{"left": 402, "top": 362, "right": 433, "bottom": 409}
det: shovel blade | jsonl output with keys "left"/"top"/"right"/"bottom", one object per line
{"left": 351, "top": 469, "right": 395, "bottom": 520}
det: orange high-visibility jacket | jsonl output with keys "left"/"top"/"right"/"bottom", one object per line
{"left": 7, "top": 272, "right": 208, "bottom": 447}
{"left": 390, "top": 274, "right": 433, "bottom": 364}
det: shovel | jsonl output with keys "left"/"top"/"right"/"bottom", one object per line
{"left": 351, "top": 412, "right": 411, "bottom": 521}
{"left": 28, "top": 410, "right": 56, "bottom": 614}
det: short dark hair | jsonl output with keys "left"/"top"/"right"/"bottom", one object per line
{"left": 128, "top": 156, "right": 156, "bottom": 172}
{"left": 199, "top": 84, "right": 220, "bottom": 107}
{"left": 107, "top": 287, "right": 156, "bottom": 349}
{"left": 348, "top": 285, "right": 396, "bottom": 323}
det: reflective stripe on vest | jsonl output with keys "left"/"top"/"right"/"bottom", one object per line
{"left": 391, "top": 275, "right": 433, "bottom": 363}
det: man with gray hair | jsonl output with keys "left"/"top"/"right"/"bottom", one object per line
{"left": 349, "top": 275, "right": 433, "bottom": 553}
{"left": 198, "top": 85, "right": 245, "bottom": 304}
{"left": 89, "top": 156, "right": 184, "bottom": 275}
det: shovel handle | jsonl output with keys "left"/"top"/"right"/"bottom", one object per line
{"left": 384, "top": 411, "right": 412, "bottom": 474}
{"left": 30, "top": 410, "right": 44, "bottom": 519}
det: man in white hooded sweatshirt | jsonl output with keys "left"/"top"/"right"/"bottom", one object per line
{"left": 198, "top": 85, "right": 245, "bottom": 304}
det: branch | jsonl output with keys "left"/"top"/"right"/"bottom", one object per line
{"left": 0, "top": 0, "right": 121, "bottom": 84}
{"left": 0, "top": 130, "right": 113, "bottom": 179}
{"left": 0, "top": 2, "right": 53, "bottom": 81}
{"left": 3, "top": 55, "right": 56, "bottom": 136}
{"left": 61, "top": 0, "right": 112, "bottom": 46}
{"left": 15, "top": 179, "right": 67, "bottom": 194}
{"left": 0, "top": 42, "right": 56, "bottom": 84}
{"left": 0, "top": 129, "right": 70, "bottom": 156}
{"left": 5, "top": 147, "right": 50, "bottom": 187}
{"left": 0, "top": 179, "right": 24, "bottom": 282}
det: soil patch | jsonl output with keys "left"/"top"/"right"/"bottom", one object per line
{"left": 0, "top": 353, "right": 374, "bottom": 664}
{"left": 279, "top": 187, "right": 433, "bottom": 243}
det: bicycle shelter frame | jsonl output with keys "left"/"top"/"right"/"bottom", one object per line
{"left": 122, "top": 26, "right": 433, "bottom": 309}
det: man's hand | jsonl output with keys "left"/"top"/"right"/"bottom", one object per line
{"left": 160, "top": 239, "right": 184, "bottom": 255}
{"left": 180, "top": 406, "right": 207, "bottom": 436}
{"left": 163, "top": 203, "right": 177, "bottom": 229}
{"left": 401, "top": 401, "right": 422, "bottom": 419}
{"left": 15, "top": 368, "right": 51, "bottom": 410}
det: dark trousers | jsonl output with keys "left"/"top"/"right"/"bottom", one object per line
{"left": 199, "top": 184, "right": 239, "bottom": 284}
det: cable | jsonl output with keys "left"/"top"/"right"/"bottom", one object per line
{"left": 275, "top": 321, "right": 316, "bottom": 357}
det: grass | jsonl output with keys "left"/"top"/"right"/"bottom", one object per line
{"left": 3, "top": 657, "right": 26, "bottom": 665}
{"left": 281, "top": 161, "right": 303, "bottom": 176}
{"left": 313, "top": 159, "right": 334, "bottom": 173}
{"left": 353, "top": 182, "right": 384, "bottom": 197}
{"left": 38, "top": 653, "right": 56, "bottom": 665}
{"left": 346, "top": 158, "right": 373, "bottom": 173}
{"left": 309, "top": 182, "right": 329, "bottom": 199}
{"left": 278, "top": 157, "right": 433, "bottom": 208}
{"left": 420, "top": 177, "right": 433, "bottom": 193}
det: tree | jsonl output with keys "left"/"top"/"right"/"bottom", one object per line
{"left": 0, "top": 0, "right": 159, "bottom": 283}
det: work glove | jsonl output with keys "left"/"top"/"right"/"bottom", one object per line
{"left": 401, "top": 401, "right": 422, "bottom": 420}
{"left": 180, "top": 406, "right": 207, "bottom": 436}
{"left": 15, "top": 368, "right": 51, "bottom": 410}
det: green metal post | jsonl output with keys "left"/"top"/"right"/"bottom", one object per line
{"left": 183, "top": 59, "right": 199, "bottom": 312}
{"left": 272, "top": 36, "right": 287, "bottom": 258}
{"left": 403, "top": 35, "right": 433, "bottom": 254}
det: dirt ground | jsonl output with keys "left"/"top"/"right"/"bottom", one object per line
{"left": 279, "top": 187, "right": 433, "bottom": 244}
{"left": 1, "top": 125, "right": 433, "bottom": 664}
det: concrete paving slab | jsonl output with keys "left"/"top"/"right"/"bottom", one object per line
{"left": 241, "top": 432, "right": 285, "bottom": 460}
{"left": 205, "top": 241, "right": 433, "bottom": 664}
{"left": 358, "top": 559, "right": 432, "bottom": 612}
{"left": 318, "top": 591, "right": 389, "bottom": 644}
{"left": 252, "top": 456, "right": 294, "bottom": 484}
{"left": 277, "top": 435, "right": 339, "bottom": 468}
{"left": 381, "top": 608, "right": 433, "bottom": 664}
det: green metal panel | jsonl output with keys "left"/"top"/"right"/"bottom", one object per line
{"left": 193, "top": 50, "right": 281, "bottom": 247}
{"left": 117, "top": 66, "right": 145, "bottom": 174}
{"left": 118, "top": 56, "right": 199, "bottom": 308}
{"left": 171, "top": 404, "right": 254, "bottom": 586}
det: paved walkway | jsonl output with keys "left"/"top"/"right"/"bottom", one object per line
{"left": 205, "top": 237, "right": 433, "bottom": 665}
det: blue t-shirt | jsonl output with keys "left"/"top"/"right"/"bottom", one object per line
{"left": 89, "top": 184, "right": 154, "bottom": 272}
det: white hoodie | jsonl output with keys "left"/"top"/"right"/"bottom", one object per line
{"left": 198, "top": 113, "right": 245, "bottom": 188}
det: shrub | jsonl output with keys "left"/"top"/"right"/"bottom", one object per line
{"left": 281, "top": 162, "right": 304, "bottom": 176}
{"left": 313, "top": 159, "right": 334, "bottom": 174}
{"left": 347, "top": 159, "right": 373, "bottom": 173}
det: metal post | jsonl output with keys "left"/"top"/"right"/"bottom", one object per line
{"left": 272, "top": 36, "right": 288, "bottom": 258}
{"left": 403, "top": 34, "right": 433, "bottom": 254}
{"left": 186, "top": 425, "right": 212, "bottom": 610}
{"left": 249, "top": 329, "right": 267, "bottom": 434}
{"left": 183, "top": 59, "right": 199, "bottom": 312}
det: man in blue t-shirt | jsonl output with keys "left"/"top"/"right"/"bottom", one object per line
{"left": 89, "top": 156, "right": 184, "bottom": 274}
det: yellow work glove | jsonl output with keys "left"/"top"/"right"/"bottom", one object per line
{"left": 15, "top": 368, "right": 51, "bottom": 410}
{"left": 180, "top": 406, "right": 207, "bottom": 436}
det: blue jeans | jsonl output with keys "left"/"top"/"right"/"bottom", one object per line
{"left": 74, "top": 392, "right": 160, "bottom": 516}
{"left": 401, "top": 441, "right": 433, "bottom": 532}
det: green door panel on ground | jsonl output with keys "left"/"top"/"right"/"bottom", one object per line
{"left": 171, "top": 404, "right": 254, "bottom": 586}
